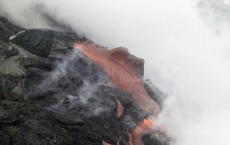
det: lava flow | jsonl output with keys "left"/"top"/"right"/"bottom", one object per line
{"left": 73, "top": 42, "right": 160, "bottom": 116}
{"left": 73, "top": 41, "right": 162, "bottom": 145}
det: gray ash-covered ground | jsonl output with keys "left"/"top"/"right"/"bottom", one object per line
{"left": 0, "top": 16, "right": 167, "bottom": 145}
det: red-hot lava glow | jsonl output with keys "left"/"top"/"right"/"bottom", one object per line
{"left": 73, "top": 42, "right": 160, "bottom": 116}
{"left": 130, "top": 118, "right": 155, "bottom": 145}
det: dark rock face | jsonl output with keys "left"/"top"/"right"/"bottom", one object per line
{"left": 144, "top": 80, "right": 166, "bottom": 109}
{"left": 10, "top": 29, "right": 54, "bottom": 57}
{"left": 0, "top": 16, "right": 166, "bottom": 145}
{"left": 142, "top": 131, "right": 171, "bottom": 145}
{"left": 0, "top": 101, "right": 102, "bottom": 145}
{"left": 0, "top": 42, "right": 18, "bottom": 60}
{"left": 0, "top": 17, "right": 23, "bottom": 42}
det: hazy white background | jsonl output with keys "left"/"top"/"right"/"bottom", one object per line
{"left": 1, "top": 0, "right": 230, "bottom": 145}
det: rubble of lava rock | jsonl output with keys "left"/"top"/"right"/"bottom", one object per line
{"left": 0, "top": 16, "right": 170, "bottom": 145}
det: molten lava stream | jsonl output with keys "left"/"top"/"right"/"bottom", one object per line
{"left": 73, "top": 42, "right": 160, "bottom": 116}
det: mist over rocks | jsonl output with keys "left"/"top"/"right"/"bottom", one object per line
{"left": 0, "top": 16, "right": 165, "bottom": 145}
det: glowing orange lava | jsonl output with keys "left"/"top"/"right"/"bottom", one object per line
{"left": 129, "top": 118, "right": 155, "bottom": 145}
{"left": 73, "top": 42, "right": 160, "bottom": 116}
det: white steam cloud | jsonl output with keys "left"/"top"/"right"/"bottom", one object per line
{"left": 1, "top": 0, "right": 230, "bottom": 145}
{"left": 198, "top": 0, "right": 230, "bottom": 31}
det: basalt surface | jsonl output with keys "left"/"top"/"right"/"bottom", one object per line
{"left": 0, "top": 16, "right": 167, "bottom": 145}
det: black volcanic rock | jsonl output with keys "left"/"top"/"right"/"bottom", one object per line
{"left": 0, "top": 16, "right": 23, "bottom": 42}
{"left": 10, "top": 29, "right": 54, "bottom": 57}
{"left": 142, "top": 131, "right": 171, "bottom": 145}
{"left": 0, "top": 101, "right": 102, "bottom": 145}
{"left": 0, "top": 16, "right": 167, "bottom": 145}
